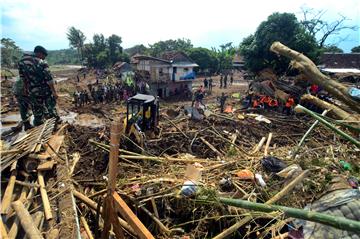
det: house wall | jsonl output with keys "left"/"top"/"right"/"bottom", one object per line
{"left": 174, "top": 67, "right": 194, "bottom": 81}
{"left": 149, "top": 81, "right": 192, "bottom": 98}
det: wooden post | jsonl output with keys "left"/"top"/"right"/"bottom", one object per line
{"left": 37, "top": 172, "right": 53, "bottom": 220}
{"left": 11, "top": 200, "right": 44, "bottom": 239}
{"left": 108, "top": 120, "right": 122, "bottom": 191}
{"left": 102, "top": 120, "right": 123, "bottom": 239}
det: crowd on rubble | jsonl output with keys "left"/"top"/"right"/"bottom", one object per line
{"left": 73, "top": 82, "right": 133, "bottom": 107}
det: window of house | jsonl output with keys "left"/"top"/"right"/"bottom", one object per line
{"left": 159, "top": 68, "right": 163, "bottom": 74}
{"left": 184, "top": 68, "right": 189, "bottom": 71}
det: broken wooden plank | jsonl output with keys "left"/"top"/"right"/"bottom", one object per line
{"left": 264, "top": 133, "right": 273, "bottom": 156}
{"left": 0, "top": 217, "right": 8, "bottom": 239}
{"left": 113, "top": 191, "right": 155, "bottom": 239}
{"left": 37, "top": 171, "right": 53, "bottom": 220}
{"left": 80, "top": 216, "right": 94, "bottom": 239}
{"left": 37, "top": 160, "right": 57, "bottom": 171}
{"left": 11, "top": 200, "right": 44, "bottom": 239}
{"left": 1, "top": 162, "right": 17, "bottom": 214}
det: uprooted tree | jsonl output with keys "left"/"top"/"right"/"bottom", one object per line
{"left": 270, "top": 41, "right": 360, "bottom": 114}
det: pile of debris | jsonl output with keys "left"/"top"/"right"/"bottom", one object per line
{"left": 1, "top": 42, "right": 359, "bottom": 239}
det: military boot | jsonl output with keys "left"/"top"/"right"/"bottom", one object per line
{"left": 23, "top": 121, "right": 33, "bottom": 131}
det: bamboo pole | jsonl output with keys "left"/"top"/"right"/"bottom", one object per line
{"left": 292, "top": 110, "right": 328, "bottom": 158}
{"left": 295, "top": 105, "right": 360, "bottom": 148}
{"left": 0, "top": 218, "right": 8, "bottom": 239}
{"left": 264, "top": 133, "right": 273, "bottom": 156}
{"left": 1, "top": 162, "right": 17, "bottom": 214}
{"left": 80, "top": 216, "right": 94, "bottom": 239}
{"left": 213, "top": 170, "right": 309, "bottom": 239}
{"left": 37, "top": 171, "right": 53, "bottom": 220}
{"left": 200, "top": 137, "right": 223, "bottom": 157}
{"left": 11, "top": 200, "right": 44, "bottom": 239}
{"left": 270, "top": 41, "right": 360, "bottom": 113}
{"left": 219, "top": 197, "right": 360, "bottom": 233}
{"left": 251, "top": 137, "right": 266, "bottom": 154}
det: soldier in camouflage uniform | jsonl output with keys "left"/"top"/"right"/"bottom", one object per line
{"left": 12, "top": 77, "right": 33, "bottom": 130}
{"left": 18, "top": 46, "right": 59, "bottom": 126}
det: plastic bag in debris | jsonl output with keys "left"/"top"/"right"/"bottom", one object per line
{"left": 184, "top": 106, "right": 203, "bottom": 120}
{"left": 261, "top": 156, "right": 287, "bottom": 173}
{"left": 348, "top": 87, "right": 360, "bottom": 100}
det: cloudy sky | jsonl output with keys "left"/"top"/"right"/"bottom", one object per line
{"left": 2, "top": 0, "right": 359, "bottom": 52}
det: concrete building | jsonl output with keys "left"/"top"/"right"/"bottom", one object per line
{"left": 131, "top": 51, "right": 198, "bottom": 98}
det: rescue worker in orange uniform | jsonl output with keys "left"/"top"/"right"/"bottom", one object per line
{"left": 284, "top": 95, "right": 295, "bottom": 115}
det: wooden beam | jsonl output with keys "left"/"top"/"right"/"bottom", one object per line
{"left": 112, "top": 191, "right": 155, "bottom": 239}
{"left": 37, "top": 172, "right": 53, "bottom": 220}
{"left": 11, "top": 201, "right": 44, "bottom": 239}
{"left": 1, "top": 162, "right": 17, "bottom": 214}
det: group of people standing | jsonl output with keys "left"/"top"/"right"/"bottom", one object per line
{"left": 14, "top": 45, "right": 59, "bottom": 130}
{"left": 73, "top": 83, "right": 131, "bottom": 107}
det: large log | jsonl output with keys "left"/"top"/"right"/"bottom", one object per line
{"left": 301, "top": 94, "right": 360, "bottom": 122}
{"left": 270, "top": 42, "right": 360, "bottom": 113}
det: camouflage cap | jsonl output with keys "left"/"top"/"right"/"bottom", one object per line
{"left": 34, "top": 45, "right": 48, "bottom": 56}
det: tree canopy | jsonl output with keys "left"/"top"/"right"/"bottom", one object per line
{"left": 66, "top": 26, "right": 86, "bottom": 62}
{"left": 148, "top": 38, "right": 193, "bottom": 57}
{"left": 351, "top": 46, "right": 360, "bottom": 53}
{"left": 1, "top": 38, "right": 22, "bottom": 68}
{"left": 187, "top": 47, "right": 219, "bottom": 74}
{"left": 239, "top": 12, "right": 318, "bottom": 73}
{"left": 82, "top": 33, "right": 129, "bottom": 68}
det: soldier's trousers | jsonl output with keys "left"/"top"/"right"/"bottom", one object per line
{"left": 15, "top": 95, "right": 32, "bottom": 123}
{"left": 30, "top": 94, "right": 58, "bottom": 126}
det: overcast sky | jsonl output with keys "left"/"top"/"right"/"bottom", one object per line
{"left": 2, "top": 0, "right": 359, "bottom": 52}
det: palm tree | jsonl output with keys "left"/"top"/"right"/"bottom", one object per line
{"left": 66, "top": 27, "right": 86, "bottom": 63}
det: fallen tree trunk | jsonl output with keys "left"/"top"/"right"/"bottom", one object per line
{"left": 301, "top": 94, "right": 360, "bottom": 122}
{"left": 270, "top": 42, "right": 360, "bottom": 113}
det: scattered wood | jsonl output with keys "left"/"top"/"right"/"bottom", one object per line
{"left": 11, "top": 200, "right": 44, "bottom": 239}
{"left": 264, "top": 133, "right": 273, "bottom": 156}
{"left": 80, "top": 216, "right": 94, "bottom": 239}
{"left": 200, "top": 137, "right": 223, "bottom": 157}
{"left": 37, "top": 172, "right": 53, "bottom": 220}
{"left": 1, "top": 162, "right": 17, "bottom": 214}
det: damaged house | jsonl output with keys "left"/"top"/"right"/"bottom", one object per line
{"left": 131, "top": 51, "right": 198, "bottom": 98}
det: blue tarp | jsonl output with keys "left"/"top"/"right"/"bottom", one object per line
{"left": 180, "top": 71, "right": 196, "bottom": 80}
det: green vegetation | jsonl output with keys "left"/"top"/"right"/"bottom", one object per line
{"left": 1, "top": 38, "right": 22, "bottom": 68}
{"left": 47, "top": 49, "right": 81, "bottom": 65}
{"left": 351, "top": 45, "right": 360, "bottom": 53}
{"left": 239, "top": 12, "right": 318, "bottom": 73}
